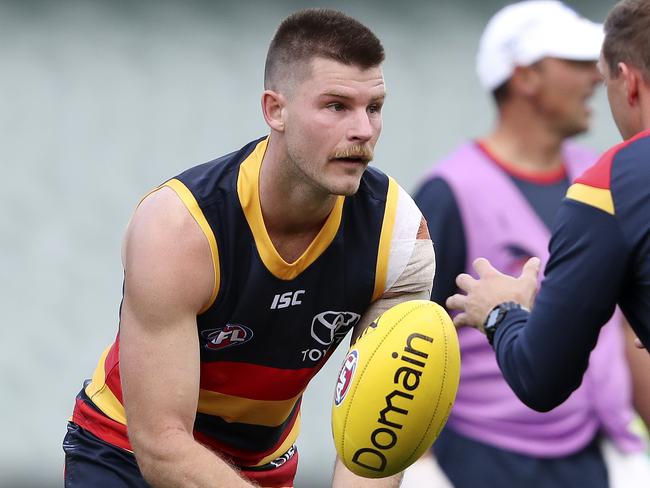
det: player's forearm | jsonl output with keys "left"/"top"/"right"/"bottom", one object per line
{"left": 332, "top": 457, "right": 403, "bottom": 488}
{"left": 491, "top": 306, "right": 587, "bottom": 411}
{"left": 493, "top": 202, "right": 628, "bottom": 411}
{"left": 133, "top": 430, "right": 256, "bottom": 488}
{"left": 623, "top": 319, "right": 650, "bottom": 431}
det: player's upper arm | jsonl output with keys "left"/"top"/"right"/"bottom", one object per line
{"left": 381, "top": 183, "right": 435, "bottom": 297}
{"left": 119, "top": 186, "right": 215, "bottom": 452}
{"left": 354, "top": 186, "right": 434, "bottom": 342}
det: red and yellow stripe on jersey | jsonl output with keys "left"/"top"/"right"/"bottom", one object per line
{"left": 566, "top": 144, "right": 616, "bottom": 215}
{"left": 566, "top": 129, "right": 650, "bottom": 215}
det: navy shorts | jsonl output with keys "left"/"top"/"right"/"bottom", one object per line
{"left": 63, "top": 422, "right": 299, "bottom": 487}
{"left": 432, "top": 427, "right": 608, "bottom": 488}
{"left": 63, "top": 422, "right": 150, "bottom": 488}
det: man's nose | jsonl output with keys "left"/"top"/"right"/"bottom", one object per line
{"left": 347, "top": 109, "right": 374, "bottom": 142}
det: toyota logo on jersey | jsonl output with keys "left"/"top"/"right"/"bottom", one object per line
{"left": 311, "top": 311, "right": 361, "bottom": 346}
{"left": 335, "top": 350, "right": 358, "bottom": 406}
{"left": 202, "top": 324, "right": 253, "bottom": 351}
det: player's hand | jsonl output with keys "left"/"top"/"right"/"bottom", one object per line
{"left": 446, "top": 257, "right": 540, "bottom": 332}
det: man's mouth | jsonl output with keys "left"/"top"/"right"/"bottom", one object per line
{"left": 331, "top": 156, "right": 370, "bottom": 164}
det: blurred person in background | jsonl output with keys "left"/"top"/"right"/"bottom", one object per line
{"left": 62, "top": 8, "right": 435, "bottom": 488}
{"left": 447, "top": 0, "right": 650, "bottom": 463}
{"left": 404, "top": 2, "right": 650, "bottom": 488}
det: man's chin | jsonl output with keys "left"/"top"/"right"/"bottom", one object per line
{"left": 560, "top": 121, "right": 589, "bottom": 139}
{"left": 323, "top": 169, "right": 366, "bottom": 196}
{"left": 329, "top": 178, "right": 363, "bottom": 197}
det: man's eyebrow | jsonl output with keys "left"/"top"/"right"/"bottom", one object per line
{"left": 319, "top": 92, "right": 387, "bottom": 102}
{"left": 320, "top": 91, "right": 354, "bottom": 99}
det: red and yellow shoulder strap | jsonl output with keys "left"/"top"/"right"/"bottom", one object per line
{"left": 566, "top": 146, "right": 616, "bottom": 215}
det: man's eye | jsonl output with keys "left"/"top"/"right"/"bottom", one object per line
{"left": 368, "top": 104, "right": 382, "bottom": 114}
{"left": 328, "top": 103, "right": 345, "bottom": 112}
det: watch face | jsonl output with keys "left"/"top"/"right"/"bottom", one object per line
{"left": 486, "top": 308, "right": 501, "bottom": 328}
{"left": 484, "top": 302, "right": 523, "bottom": 345}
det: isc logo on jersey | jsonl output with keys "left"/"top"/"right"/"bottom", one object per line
{"left": 270, "top": 290, "right": 305, "bottom": 309}
{"left": 202, "top": 324, "right": 253, "bottom": 350}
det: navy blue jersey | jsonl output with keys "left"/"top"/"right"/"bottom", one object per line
{"left": 72, "top": 136, "right": 413, "bottom": 470}
{"left": 493, "top": 129, "right": 650, "bottom": 411}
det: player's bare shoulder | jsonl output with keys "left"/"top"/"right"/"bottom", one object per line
{"left": 122, "top": 186, "right": 215, "bottom": 315}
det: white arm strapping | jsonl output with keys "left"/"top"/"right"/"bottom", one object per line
{"left": 357, "top": 238, "right": 435, "bottom": 337}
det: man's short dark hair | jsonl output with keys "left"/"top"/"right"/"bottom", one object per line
{"left": 491, "top": 80, "right": 510, "bottom": 106}
{"left": 264, "top": 8, "right": 385, "bottom": 91}
{"left": 603, "top": 0, "right": 650, "bottom": 81}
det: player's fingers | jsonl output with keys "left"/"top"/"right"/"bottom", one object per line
{"left": 520, "top": 257, "right": 541, "bottom": 283}
{"left": 455, "top": 273, "right": 476, "bottom": 292}
{"left": 473, "top": 257, "right": 498, "bottom": 279}
{"left": 452, "top": 312, "right": 470, "bottom": 328}
{"left": 446, "top": 293, "right": 467, "bottom": 312}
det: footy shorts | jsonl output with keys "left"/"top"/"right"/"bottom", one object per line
{"left": 63, "top": 422, "right": 299, "bottom": 488}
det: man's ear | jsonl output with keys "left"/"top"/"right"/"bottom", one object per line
{"left": 261, "top": 90, "right": 285, "bottom": 132}
{"left": 619, "top": 62, "right": 639, "bottom": 107}
{"left": 511, "top": 64, "right": 542, "bottom": 97}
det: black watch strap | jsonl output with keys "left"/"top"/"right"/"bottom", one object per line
{"left": 484, "top": 301, "right": 525, "bottom": 345}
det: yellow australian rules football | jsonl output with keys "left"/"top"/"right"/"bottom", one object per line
{"left": 331, "top": 300, "right": 461, "bottom": 478}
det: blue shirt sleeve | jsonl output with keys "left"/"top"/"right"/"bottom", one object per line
{"left": 492, "top": 198, "right": 631, "bottom": 411}
{"left": 413, "top": 177, "right": 466, "bottom": 306}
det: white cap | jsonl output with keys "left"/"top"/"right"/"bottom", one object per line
{"left": 476, "top": 1, "right": 604, "bottom": 91}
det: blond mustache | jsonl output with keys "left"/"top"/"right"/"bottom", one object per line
{"left": 330, "top": 145, "right": 374, "bottom": 162}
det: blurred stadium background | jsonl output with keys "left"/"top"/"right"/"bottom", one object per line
{"left": 2, "top": 0, "right": 618, "bottom": 486}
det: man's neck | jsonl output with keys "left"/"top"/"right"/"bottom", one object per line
{"left": 637, "top": 77, "right": 650, "bottom": 135}
{"left": 640, "top": 93, "right": 650, "bottom": 135}
{"left": 260, "top": 139, "right": 337, "bottom": 233}
{"left": 484, "top": 113, "right": 567, "bottom": 174}
{"left": 258, "top": 138, "right": 338, "bottom": 262}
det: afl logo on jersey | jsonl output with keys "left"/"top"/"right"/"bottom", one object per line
{"left": 202, "top": 324, "right": 253, "bottom": 351}
{"left": 335, "top": 350, "right": 359, "bottom": 406}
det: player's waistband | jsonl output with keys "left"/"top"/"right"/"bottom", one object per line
{"left": 240, "top": 444, "right": 297, "bottom": 471}
{"left": 238, "top": 445, "right": 299, "bottom": 487}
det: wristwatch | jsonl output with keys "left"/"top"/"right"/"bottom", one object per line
{"left": 483, "top": 301, "right": 525, "bottom": 345}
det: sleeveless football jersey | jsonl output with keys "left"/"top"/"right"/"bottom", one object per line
{"left": 71, "top": 136, "right": 424, "bottom": 470}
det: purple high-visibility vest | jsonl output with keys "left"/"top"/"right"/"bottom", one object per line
{"left": 427, "top": 141, "right": 643, "bottom": 456}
